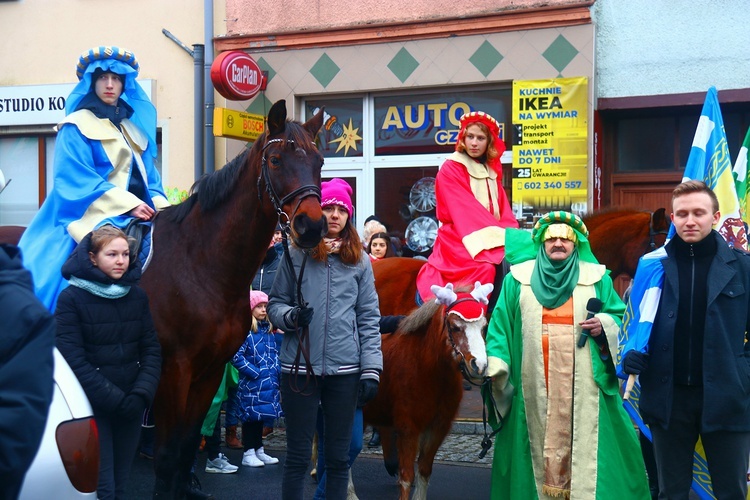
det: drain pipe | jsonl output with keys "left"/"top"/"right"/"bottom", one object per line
{"left": 204, "top": 0, "right": 216, "bottom": 173}
{"left": 161, "top": 29, "right": 205, "bottom": 182}
{"left": 193, "top": 44, "right": 205, "bottom": 181}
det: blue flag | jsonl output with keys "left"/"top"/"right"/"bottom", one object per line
{"left": 617, "top": 247, "right": 666, "bottom": 380}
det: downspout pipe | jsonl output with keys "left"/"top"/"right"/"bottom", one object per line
{"left": 193, "top": 44, "right": 205, "bottom": 181}
{"left": 161, "top": 29, "right": 205, "bottom": 182}
{"left": 204, "top": 0, "right": 215, "bottom": 173}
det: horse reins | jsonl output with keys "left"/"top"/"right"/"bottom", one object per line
{"left": 258, "top": 137, "right": 320, "bottom": 394}
{"left": 442, "top": 297, "right": 505, "bottom": 458}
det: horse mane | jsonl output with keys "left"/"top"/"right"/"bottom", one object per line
{"left": 160, "top": 119, "right": 319, "bottom": 225}
{"left": 160, "top": 148, "right": 254, "bottom": 224}
{"left": 398, "top": 300, "right": 441, "bottom": 335}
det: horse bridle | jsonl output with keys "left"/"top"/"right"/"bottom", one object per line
{"left": 257, "top": 137, "right": 321, "bottom": 394}
{"left": 444, "top": 295, "right": 504, "bottom": 459}
{"left": 443, "top": 298, "right": 485, "bottom": 386}
{"left": 257, "top": 138, "right": 321, "bottom": 226}
{"left": 648, "top": 210, "right": 669, "bottom": 251}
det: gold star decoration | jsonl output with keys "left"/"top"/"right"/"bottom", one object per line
{"left": 329, "top": 118, "right": 362, "bottom": 155}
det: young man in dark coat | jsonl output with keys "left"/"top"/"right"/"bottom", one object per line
{"left": 622, "top": 180, "right": 750, "bottom": 499}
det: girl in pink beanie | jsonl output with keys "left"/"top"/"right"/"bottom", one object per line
{"left": 267, "top": 176, "right": 382, "bottom": 498}
{"left": 230, "top": 290, "right": 282, "bottom": 468}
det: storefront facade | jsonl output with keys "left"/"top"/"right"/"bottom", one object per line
{"left": 215, "top": 1, "right": 595, "bottom": 252}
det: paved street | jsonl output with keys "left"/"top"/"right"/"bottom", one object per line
{"left": 128, "top": 387, "right": 495, "bottom": 498}
{"left": 128, "top": 427, "right": 493, "bottom": 499}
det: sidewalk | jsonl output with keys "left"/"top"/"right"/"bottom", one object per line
{"left": 259, "top": 385, "right": 494, "bottom": 467}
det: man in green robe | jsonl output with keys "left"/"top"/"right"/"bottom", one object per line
{"left": 485, "top": 211, "right": 650, "bottom": 499}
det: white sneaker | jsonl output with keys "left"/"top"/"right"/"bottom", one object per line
{"left": 255, "top": 447, "right": 279, "bottom": 465}
{"left": 242, "top": 449, "right": 265, "bottom": 467}
{"left": 205, "top": 453, "right": 239, "bottom": 473}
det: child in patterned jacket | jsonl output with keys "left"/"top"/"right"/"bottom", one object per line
{"left": 231, "top": 290, "right": 283, "bottom": 467}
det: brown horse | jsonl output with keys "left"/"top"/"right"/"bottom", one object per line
{"left": 140, "top": 100, "right": 326, "bottom": 497}
{"left": 0, "top": 101, "right": 327, "bottom": 496}
{"left": 362, "top": 283, "right": 489, "bottom": 500}
{"left": 583, "top": 208, "right": 669, "bottom": 279}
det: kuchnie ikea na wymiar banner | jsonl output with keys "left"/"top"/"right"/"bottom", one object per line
{"left": 512, "top": 77, "right": 588, "bottom": 228}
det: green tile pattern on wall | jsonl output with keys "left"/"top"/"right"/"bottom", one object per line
{"left": 245, "top": 94, "right": 274, "bottom": 117}
{"left": 542, "top": 34, "right": 579, "bottom": 73}
{"left": 256, "top": 57, "right": 276, "bottom": 83}
{"left": 246, "top": 25, "right": 593, "bottom": 106}
{"left": 310, "top": 53, "right": 340, "bottom": 88}
{"left": 469, "top": 40, "right": 504, "bottom": 77}
{"left": 387, "top": 47, "right": 420, "bottom": 83}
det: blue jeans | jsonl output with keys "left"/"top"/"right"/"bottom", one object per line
{"left": 280, "top": 372, "right": 359, "bottom": 500}
{"left": 314, "top": 407, "right": 363, "bottom": 500}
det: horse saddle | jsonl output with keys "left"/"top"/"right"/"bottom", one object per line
{"left": 124, "top": 219, "right": 152, "bottom": 265}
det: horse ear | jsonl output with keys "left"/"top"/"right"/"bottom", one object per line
{"left": 267, "top": 100, "right": 287, "bottom": 137}
{"left": 304, "top": 106, "right": 325, "bottom": 137}
{"left": 653, "top": 207, "right": 668, "bottom": 229}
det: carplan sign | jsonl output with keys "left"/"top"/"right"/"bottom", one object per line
{"left": 211, "top": 51, "right": 264, "bottom": 101}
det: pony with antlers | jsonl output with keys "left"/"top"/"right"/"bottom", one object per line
{"left": 362, "top": 281, "right": 493, "bottom": 500}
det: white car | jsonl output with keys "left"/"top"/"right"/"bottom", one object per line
{"left": 19, "top": 348, "right": 99, "bottom": 499}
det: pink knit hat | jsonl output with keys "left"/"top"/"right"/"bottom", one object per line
{"left": 249, "top": 290, "right": 269, "bottom": 310}
{"left": 321, "top": 178, "right": 354, "bottom": 217}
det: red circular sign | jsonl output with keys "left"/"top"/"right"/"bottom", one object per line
{"left": 211, "top": 51, "right": 264, "bottom": 100}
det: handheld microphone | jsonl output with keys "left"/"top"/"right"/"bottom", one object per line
{"left": 576, "top": 298, "right": 603, "bottom": 348}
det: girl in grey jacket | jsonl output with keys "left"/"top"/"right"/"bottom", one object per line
{"left": 268, "top": 178, "right": 382, "bottom": 500}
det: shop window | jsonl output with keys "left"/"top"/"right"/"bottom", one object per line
{"left": 616, "top": 117, "right": 677, "bottom": 171}
{"left": 0, "top": 136, "right": 43, "bottom": 225}
{"left": 0, "top": 128, "right": 163, "bottom": 225}
{"left": 612, "top": 107, "right": 749, "bottom": 173}
{"left": 374, "top": 166, "right": 438, "bottom": 257}
{"left": 373, "top": 89, "right": 512, "bottom": 156}
{"left": 306, "top": 98, "right": 364, "bottom": 158}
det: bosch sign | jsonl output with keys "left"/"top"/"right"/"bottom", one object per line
{"left": 211, "top": 51, "right": 266, "bottom": 100}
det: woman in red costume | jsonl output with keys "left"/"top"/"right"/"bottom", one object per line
{"left": 416, "top": 111, "right": 518, "bottom": 307}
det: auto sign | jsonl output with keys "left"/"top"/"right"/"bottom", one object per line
{"left": 211, "top": 51, "right": 265, "bottom": 101}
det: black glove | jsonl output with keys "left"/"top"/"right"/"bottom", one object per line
{"left": 287, "top": 305, "right": 314, "bottom": 327}
{"left": 118, "top": 394, "right": 146, "bottom": 419}
{"left": 379, "top": 315, "right": 406, "bottom": 334}
{"left": 357, "top": 378, "right": 379, "bottom": 408}
{"left": 622, "top": 351, "right": 649, "bottom": 375}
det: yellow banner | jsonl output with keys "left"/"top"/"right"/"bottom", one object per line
{"left": 213, "top": 107, "right": 265, "bottom": 141}
{"left": 512, "top": 77, "right": 588, "bottom": 228}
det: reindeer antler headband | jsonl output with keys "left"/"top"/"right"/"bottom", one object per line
{"left": 430, "top": 282, "right": 494, "bottom": 321}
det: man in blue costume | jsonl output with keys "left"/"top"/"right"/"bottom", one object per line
{"left": 18, "top": 46, "right": 169, "bottom": 311}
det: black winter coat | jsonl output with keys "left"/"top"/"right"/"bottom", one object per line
{"left": 641, "top": 231, "right": 750, "bottom": 432}
{"left": 54, "top": 233, "right": 161, "bottom": 415}
{"left": 0, "top": 244, "right": 55, "bottom": 498}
